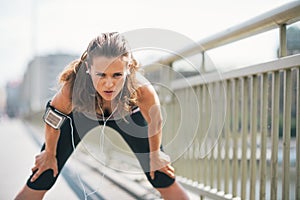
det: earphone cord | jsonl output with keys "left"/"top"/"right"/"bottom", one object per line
{"left": 66, "top": 107, "right": 118, "bottom": 200}
{"left": 67, "top": 92, "right": 123, "bottom": 200}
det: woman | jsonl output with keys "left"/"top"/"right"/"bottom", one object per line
{"left": 15, "top": 32, "right": 189, "bottom": 200}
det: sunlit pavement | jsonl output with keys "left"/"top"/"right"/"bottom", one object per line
{"left": 0, "top": 118, "right": 80, "bottom": 199}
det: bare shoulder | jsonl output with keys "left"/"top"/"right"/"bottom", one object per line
{"left": 134, "top": 72, "right": 161, "bottom": 123}
{"left": 135, "top": 72, "right": 159, "bottom": 105}
{"left": 50, "top": 82, "right": 73, "bottom": 114}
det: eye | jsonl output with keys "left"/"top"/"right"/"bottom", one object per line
{"left": 113, "top": 73, "right": 123, "bottom": 78}
{"left": 95, "top": 72, "right": 105, "bottom": 78}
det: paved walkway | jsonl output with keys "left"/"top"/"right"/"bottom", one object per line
{"left": 0, "top": 118, "right": 79, "bottom": 199}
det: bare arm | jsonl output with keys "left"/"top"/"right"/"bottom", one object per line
{"left": 44, "top": 83, "right": 73, "bottom": 156}
{"left": 137, "top": 84, "right": 162, "bottom": 154}
{"left": 30, "top": 83, "right": 72, "bottom": 182}
{"left": 136, "top": 81, "right": 174, "bottom": 180}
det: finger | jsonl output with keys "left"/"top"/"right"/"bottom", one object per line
{"left": 31, "top": 170, "right": 41, "bottom": 182}
{"left": 164, "top": 168, "right": 175, "bottom": 179}
{"left": 53, "top": 165, "right": 58, "bottom": 177}
{"left": 166, "top": 170, "right": 175, "bottom": 179}
{"left": 31, "top": 166, "right": 38, "bottom": 173}
{"left": 159, "top": 167, "right": 175, "bottom": 179}
{"left": 150, "top": 171, "right": 155, "bottom": 180}
{"left": 34, "top": 159, "right": 42, "bottom": 166}
{"left": 167, "top": 164, "right": 175, "bottom": 173}
{"left": 35, "top": 154, "right": 41, "bottom": 161}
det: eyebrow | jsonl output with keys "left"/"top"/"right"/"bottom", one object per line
{"left": 95, "top": 71, "right": 123, "bottom": 75}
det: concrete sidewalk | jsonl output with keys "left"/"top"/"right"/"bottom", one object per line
{"left": 0, "top": 118, "right": 79, "bottom": 199}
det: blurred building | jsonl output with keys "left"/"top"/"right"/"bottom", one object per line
{"left": 287, "top": 26, "right": 300, "bottom": 55}
{"left": 277, "top": 26, "right": 300, "bottom": 56}
{"left": 5, "top": 81, "right": 21, "bottom": 118}
{"left": 19, "top": 53, "right": 77, "bottom": 116}
{"left": 0, "top": 86, "right": 6, "bottom": 116}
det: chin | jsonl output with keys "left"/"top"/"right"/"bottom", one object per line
{"left": 101, "top": 94, "right": 117, "bottom": 102}
{"left": 99, "top": 90, "right": 122, "bottom": 102}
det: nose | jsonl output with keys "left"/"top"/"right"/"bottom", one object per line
{"left": 103, "top": 77, "right": 114, "bottom": 88}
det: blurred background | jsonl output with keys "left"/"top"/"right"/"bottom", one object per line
{"left": 1, "top": 0, "right": 300, "bottom": 119}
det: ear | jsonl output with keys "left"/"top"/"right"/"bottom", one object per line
{"left": 126, "top": 68, "right": 131, "bottom": 75}
{"left": 126, "top": 60, "right": 133, "bottom": 75}
{"left": 84, "top": 62, "right": 90, "bottom": 74}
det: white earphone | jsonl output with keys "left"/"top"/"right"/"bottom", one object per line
{"left": 126, "top": 68, "right": 130, "bottom": 75}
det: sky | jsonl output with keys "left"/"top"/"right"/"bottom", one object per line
{"left": 0, "top": 0, "right": 297, "bottom": 87}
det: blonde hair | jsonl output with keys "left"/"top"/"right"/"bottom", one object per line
{"left": 59, "top": 32, "right": 139, "bottom": 114}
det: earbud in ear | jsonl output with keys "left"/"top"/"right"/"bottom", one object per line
{"left": 84, "top": 62, "right": 90, "bottom": 74}
{"left": 126, "top": 68, "right": 130, "bottom": 75}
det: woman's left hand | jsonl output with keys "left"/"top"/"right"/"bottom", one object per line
{"left": 149, "top": 151, "right": 175, "bottom": 180}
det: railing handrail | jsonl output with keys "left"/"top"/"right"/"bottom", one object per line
{"left": 171, "top": 54, "right": 300, "bottom": 90}
{"left": 143, "top": 1, "right": 300, "bottom": 67}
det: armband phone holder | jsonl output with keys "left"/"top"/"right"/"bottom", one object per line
{"left": 43, "top": 101, "right": 67, "bottom": 130}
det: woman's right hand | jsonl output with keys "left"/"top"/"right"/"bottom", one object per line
{"left": 30, "top": 150, "right": 58, "bottom": 182}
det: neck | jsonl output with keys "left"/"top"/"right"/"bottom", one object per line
{"left": 97, "top": 99, "right": 120, "bottom": 119}
{"left": 101, "top": 99, "right": 117, "bottom": 109}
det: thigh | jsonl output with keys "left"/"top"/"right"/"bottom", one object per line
{"left": 26, "top": 112, "right": 98, "bottom": 190}
{"left": 109, "top": 112, "right": 150, "bottom": 168}
{"left": 108, "top": 112, "right": 175, "bottom": 188}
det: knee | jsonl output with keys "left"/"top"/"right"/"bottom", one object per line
{"left": 27, "top": 169, "right": 58, "bottom": 191}
{"left": 145, "top": 171, "right": 175, "bottom": 188}
{"left": 15, "top": 185, "right": 47, "bottom": 200}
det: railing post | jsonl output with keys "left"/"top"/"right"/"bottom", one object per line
{"left": 282, "top": 69, "right": 292, "bottom": 200}
{"left": 241, "top": 77, "right": 249, "bottom": 200}
{"left": 260, "top": 73, "right": 268, "bottom": 200}
{"left": 271, "top": 72, "right": 280, "bottom": 200}
{"left": 217, "top": 82, "right": 223, "bottom": 193}
{"left": 250, "top": 75, "right": 258, "bottom": 200}
{"left": 201, "top": 52, "right": 205, "bottom": 72}
{"left": 198, "top": 85, "right": 204, "bottom": 184}
{"left": 296, "top": 68, "right": 300, "bottom": 200}
{"left": 203, "top": 84, "right": 209, "bottom": 186}
{"left": 224, "top": 80, "right": 231, "bottom": 195}
{"left": 232, "top": 78, "right": 239, "bottom": 197}
{"left": 209, "top": 83, "right": 215, "bottom": 189}
{"left": 279, "top": 24, "right": 287, "bottom": 57}
{"left": 159, "top": 63, "right": 174, "bottom": 105}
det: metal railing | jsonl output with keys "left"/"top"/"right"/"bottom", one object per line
{"left": 141, "top": 1, "right": 300, "bottom": 199}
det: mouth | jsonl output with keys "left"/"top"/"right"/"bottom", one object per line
{"left": 103, "top": 90, "right": 114, "bottom": 94}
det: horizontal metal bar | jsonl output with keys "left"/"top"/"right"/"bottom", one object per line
{"left": 198, "top": 1, "right": 300, "bottom": 51}
{"left": 171, "top": 54, "right": 300, "bottom": 90}
{"left": 143, "top": 1, "right": 300, "bottom": 67}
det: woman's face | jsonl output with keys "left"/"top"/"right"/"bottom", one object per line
{"left": 89, "top": 56, "right": 127, "bottom": 102}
